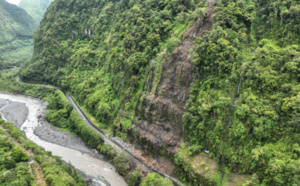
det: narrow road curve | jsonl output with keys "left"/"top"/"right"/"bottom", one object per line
{"left": 17, "top": 78, "right": 183, "bottom": 186}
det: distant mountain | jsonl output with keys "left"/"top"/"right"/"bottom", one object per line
{"left": 0, "top": 0, "right": 37, "bottom": 67}
{"left": 19, "top": 0, "right": 53, "bottom": 24}
{"left": 0, "top": 0, "right": 37, "bottom": 44}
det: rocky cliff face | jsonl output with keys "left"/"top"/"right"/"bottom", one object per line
{"left": 133, "top": 0, "right": 218, "bottom": 155}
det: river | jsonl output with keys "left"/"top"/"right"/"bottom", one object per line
{"left": 0, "top": 92, "right": 127, "bottom": 186}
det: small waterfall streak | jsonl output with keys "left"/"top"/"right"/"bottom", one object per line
{"left": 237, "top": 40, "right": 258, "bottom": 96}
{"left": 228, "top": 116, "right": 232, "bottom": 127}
{"left": 221, "top": 39, "right": 259, "bottom": 183}
{"left": 237, "top": 65, "right": 246, "bottom": 95}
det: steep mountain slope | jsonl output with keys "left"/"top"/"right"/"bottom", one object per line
{"left": 133, "top": 0, "right": 217, "bottom": 156}
{"left": 19, "top": 0, "right": 53, "bottom": 24}
{"left": 0, "top": 0, "right": 36, "bottom": 44}
{"left": 0, "top": 0, "right": 37, "bottom": 66}
{"left": 20, "top": 0, "right": 300, "bottom": 185}
{"left": 180, "top": 0, "right": 300, "bottom": 185}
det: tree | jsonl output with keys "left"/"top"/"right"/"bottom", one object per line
{"left": 113, "top": 152, "right": 130, "bottom": 176}
{"left": 125, "top": 168, "right": 142, "bottom": 186}
{"left": 165, "top": 37, "right": 180, "bottom": 54}
{"left": 11, "top": 146, "right": 29, "bottom": 162}
{"left": 140, "top": 173, "right": 173, "bottom": 186}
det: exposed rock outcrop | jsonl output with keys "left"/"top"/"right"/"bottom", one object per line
{"left": 133, "top": 0, "right": 218, "bottom": 155}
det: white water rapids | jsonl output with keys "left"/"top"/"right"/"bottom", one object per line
{"left": 0, "top": 92, "right": 127, "bottom": 186}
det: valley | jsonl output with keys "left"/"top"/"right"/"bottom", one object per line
{"left": 0, "top": 92, "right": 126, "bottom": 185}
{"left": 0, "top": 0, "right": 299, "bottom": 185}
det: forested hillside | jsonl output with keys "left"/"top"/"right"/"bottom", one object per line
{"left": 182, "top": 0, "right": 300, "bottom": 185}
{"left": 19, "top": 0, "right": 53, "bottom": 24}
{"left": 20, "top": 0, "right": 300, "bottom": 185}
{"left": 0, "top": 0, "right": 37, "bottom": 67}
{"left": 0, "top": 0, "right": 36, "bottom": 44}
{"left": 0, "top": 120, "right": 85, "bottom": 185}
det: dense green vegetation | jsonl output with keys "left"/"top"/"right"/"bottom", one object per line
{"left": 18, "top": 0, "right": 300, "bottom": 185}
{"left": 140, "top": 173, "right": 173, "bottom": 186}
{"left": 0, "top": 0, "right": 37, "bottom": 66}
{"left": 0, "top": 0, "right": 54, "bottom": 66}
{"left": 0, "top": 39, "right": 34, "bottom": 67}
{"left": 0, "top": 70, "right": 55, "bottom": 98}
{"left": 0, "top": 70, "right": 164, "bottom": 185}
{"left": 19, "top": 0, "right": 53, "bottom": 24}
{"left": 45, "top": 90, "right": 104, "bottom": 148}
{"left": 0, "top": 0, "right": 37, "bottom": 44}
{"left": 0, "top": 61, "right": 18, "bottom": 70}
{"left": 20, "top": 0, "right": 205, "bottom": 133}
{"left": 45, "top": 90, "right": 151, "bottom": 185}
{"left": 0, "top": 120, "right": 85, "bottom": 185}
{"left": 183, "top": 0, "right": 300, "bottom": 185}
{"left": 0, "top": 128, "right": 33, "bottom": 185}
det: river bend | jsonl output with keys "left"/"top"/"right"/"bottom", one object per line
{"left": 0, "top": 92, "right": 127, "bottom": 186}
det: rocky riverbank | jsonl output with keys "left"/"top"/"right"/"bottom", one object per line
{"left": 0, "top": 92, "right": 127, "bottom": 186}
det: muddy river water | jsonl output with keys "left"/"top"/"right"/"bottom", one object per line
{"left": 0, "top": 92, "right": 127, "bottom": 186}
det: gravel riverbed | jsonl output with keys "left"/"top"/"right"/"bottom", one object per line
{"left": 0, "top": 92, "right": 127, "bottom": 186}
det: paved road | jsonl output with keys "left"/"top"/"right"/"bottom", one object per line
{"left": 17, "top": 77, "right": 183, "bottom": 186}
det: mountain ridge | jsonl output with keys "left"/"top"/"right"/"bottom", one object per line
{"left": 0, "top": 0, "right": 38, "bottom": 66}
{"left": 0, "top": 0, "right": 37, "bottom": 44}
{"left": 19, "top": 0, "right": 53, "bottom": 24}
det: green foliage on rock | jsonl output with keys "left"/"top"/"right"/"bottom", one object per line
{"left": 0, "top": 126, "right": 37, "bottom": 185}
{"left": 183, "top": 0, "right": 300, "bottom": 185}
{"left": 19, "top": 0, "right": 204, "bottom": 133}
{"left": 16, "top": 0, "right": 300, "bottom": 185}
